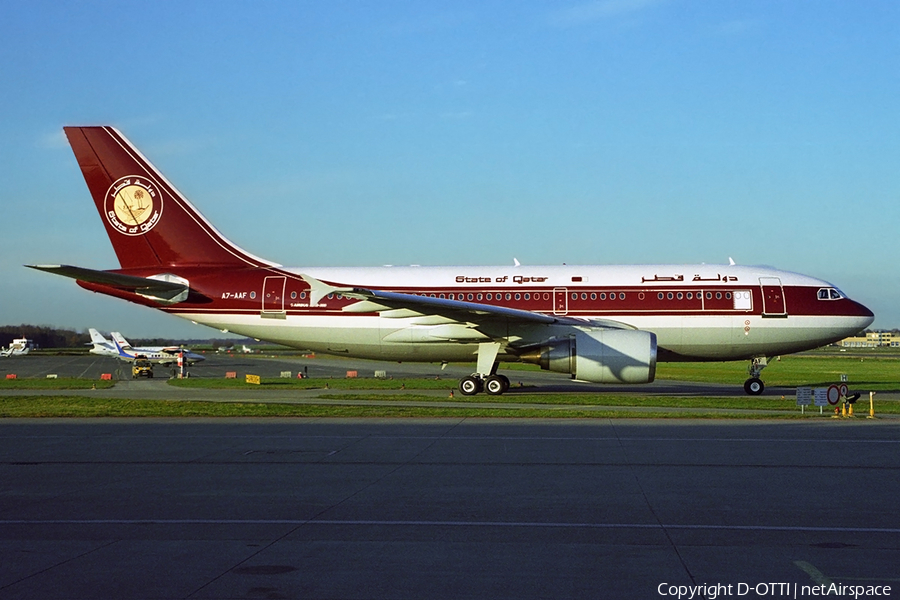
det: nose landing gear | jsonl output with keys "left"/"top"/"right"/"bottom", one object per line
{"left": 744, "top": 357, "right": 768, "bottom": 395}
{"left": 744, "top": 377, "right": 764, "bottom": 395}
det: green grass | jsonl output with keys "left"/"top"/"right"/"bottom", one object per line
{"left": 319, "top": 392, "right": 900, "bottom": 413}
{"left": 0, "top": 396, "right": 836, "bottom": 419}
{"left": 656, "top": 355, "right": 900, "bottom": 391}
{"left": 2, "top": 390, "right": 895, "bottom": 419}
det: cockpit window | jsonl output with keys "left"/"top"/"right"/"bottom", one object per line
{"left": 817, "top": 287, "right": 845, "bottom": 300}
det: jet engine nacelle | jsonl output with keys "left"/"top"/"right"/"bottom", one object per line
{"left": 522, "top": 329, "right": 657, "bottom": 384}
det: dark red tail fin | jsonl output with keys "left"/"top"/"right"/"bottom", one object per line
{"left": 64, "top": 126, "right": 273, "bottom": 270}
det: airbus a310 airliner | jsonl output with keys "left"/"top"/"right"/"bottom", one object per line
{"left": 30, "top": 126, "right": 874, "bottom": 395}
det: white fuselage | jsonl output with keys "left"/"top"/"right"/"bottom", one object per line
{"left": 169, "top": 263, "right": 873, "bottom": 363}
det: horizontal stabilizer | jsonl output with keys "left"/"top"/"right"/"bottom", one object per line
{"left": 26, "top": 264, "right": 191, "bottom": 305}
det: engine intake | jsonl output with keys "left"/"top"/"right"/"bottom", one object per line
{"left": 520, "top": 329, "right": 657, "bottom": 384}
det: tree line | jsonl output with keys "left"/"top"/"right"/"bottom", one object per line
{"left": 0, "top": 325, "right": 247, "bottom": 349}
{"left": 0, "top": 325, "right": 89, "bottom": 349}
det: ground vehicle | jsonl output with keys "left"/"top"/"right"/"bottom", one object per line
{"left": 131, "top": 357, "right": 154, "bottom": 378}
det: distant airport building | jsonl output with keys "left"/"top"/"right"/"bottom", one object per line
{"left": 839, "top": 332, "right": 897, "bottom": 348}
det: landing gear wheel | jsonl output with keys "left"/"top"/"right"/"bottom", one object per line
{"left": 484, "top": 374, "right": 508, "bottom": 396}
{"left": 744, "top": 377, "right": 764, "bottom": 395}
{"left": 459, "top": 375, "right": 483, "bottom": 396}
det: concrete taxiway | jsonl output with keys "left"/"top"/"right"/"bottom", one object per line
{"left": 1, "top": 352, "right": 811, "bottom": 398}
{"left": 1, "top": 419, "right": 898, "bottom": 599}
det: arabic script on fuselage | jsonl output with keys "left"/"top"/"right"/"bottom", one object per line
{"left": 641, "top": 274, "right": 739, "bottom": 283}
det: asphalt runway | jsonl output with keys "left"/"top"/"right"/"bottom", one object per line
{"left": 0, "top": 419, "right": 898, "bottom": 599}
{"left": 2, "top": 356, "right": 899, "bottom": 598}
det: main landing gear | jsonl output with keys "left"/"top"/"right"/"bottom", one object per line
{"left": 744, "top": 357, "right": 768, "bottom": 395}
{"left": 457, "top": 341, "right": 510, "bottom": 396}
{"left": 459, "top": 373, "right": 510, "bottom": 396}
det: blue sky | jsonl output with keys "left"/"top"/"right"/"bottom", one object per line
{"left": 1, "top": 0, "right": 898, "bottom": 338}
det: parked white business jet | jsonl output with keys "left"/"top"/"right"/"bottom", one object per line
{"left": 88, "top": 328, "right": 117, "bottom": 357}
{"left": 30, "top": 127, "right": 874, "bottom": 395}
{"left": 87, "top": 328, "right": 204, "bottom": 365}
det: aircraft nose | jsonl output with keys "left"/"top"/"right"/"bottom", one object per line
{"left": 849, "top": 299, "right": 875, "bottom": 329}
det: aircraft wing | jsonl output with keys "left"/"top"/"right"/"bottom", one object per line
{"left": 26, "top": 265, "right": 191, "bottom": 304}
{"left": 301, "top": 274, "right": 634, "bottom": 333}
